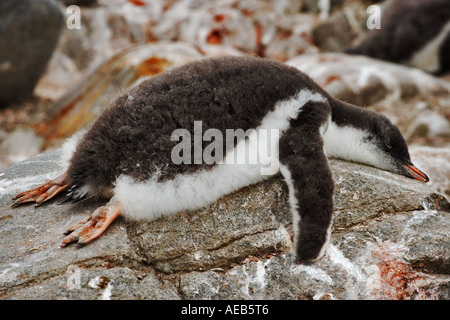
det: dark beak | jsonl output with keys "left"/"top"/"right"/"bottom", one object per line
{"left": 404, "top": 164, "right": 429, "bottom": 183}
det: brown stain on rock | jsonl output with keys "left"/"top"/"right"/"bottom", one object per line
{"left": 207, "top": 29, "right": 224, "bottom": 45}
{"left": 135, "top": 57, "right": 169, "bottom": 78}
{"left": 371, "top": 245, "right": 425, "bottom": 300}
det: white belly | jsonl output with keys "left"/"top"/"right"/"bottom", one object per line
{"left": 113, "top": 130, "right": 277, "bottom": 221}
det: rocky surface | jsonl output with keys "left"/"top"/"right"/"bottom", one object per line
{"left": 287, "top": 52, "right": 450, "bottom": 107}
{"left": 410, "top": 146, "right": 450, "bottom": 201}
{"left": 0, "top": 150, "right": 448, "bottom": 300}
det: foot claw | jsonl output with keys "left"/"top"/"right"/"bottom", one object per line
{"left": 61, "top": 202, "right": 121, "bottom": 247}
{"left": 63, "top": 214, "right": 92, "bottom": 235}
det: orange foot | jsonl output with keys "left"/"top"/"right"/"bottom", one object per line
{"left": 61, "top": 201, "right": 121, "bottom": 247}
{"left": 11, "top": 172, "right": 69, "bottom": 207}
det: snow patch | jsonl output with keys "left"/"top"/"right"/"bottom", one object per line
{"left": 88, "top": 276, "right": 113, "bottom": 300}
{"left": 240, "top": 259, "right": 270, "bottom": 299}
{"left": 289, "top": 263, "right": 333, "bottom": 285}
{"left": 327, "top": 244, "right": 365, "bottom": 282}
{"left": 0, "top": 263, "right": 21, "bottom": 285}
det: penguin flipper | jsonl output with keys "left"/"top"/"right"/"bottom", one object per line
{"left": 11, "top": 172, "right": 70, "bottom": 207}
{"left": 279, "top": 101, "right": 334, "bottom": 264}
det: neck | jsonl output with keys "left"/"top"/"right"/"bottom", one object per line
{"left": 327, "top": 98, "right": 373, "bottom": 129}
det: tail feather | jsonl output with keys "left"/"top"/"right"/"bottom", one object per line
{"left": 59, "top": 183, "right": 91, "bottom": 205}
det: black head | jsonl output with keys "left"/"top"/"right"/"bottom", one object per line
{"left": 367, "top": 115, "right": 429, "bottom": 183}
{"left": 325, "top": 101, "right": 429, "bottom": 183}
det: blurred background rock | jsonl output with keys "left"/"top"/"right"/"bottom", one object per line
{"left": 0, "top": 0, "right": 449, "bottom": 199}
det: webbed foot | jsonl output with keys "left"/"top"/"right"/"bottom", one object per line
{"left": 61, "top": 201, "right": 121, "bottom": 247}
{"left": 11, "top": 172, "right": 69, "bottom": 207}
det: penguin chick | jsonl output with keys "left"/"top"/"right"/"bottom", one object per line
{"left": 347, "top": 0, "right": 450, "bottom": 75}
{"left": 11, "top": 56, "right": 428, "bottom": 264}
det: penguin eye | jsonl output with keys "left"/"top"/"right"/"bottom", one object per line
{"left": 364, "top": 135, "right": 374, "bottom": 143}
{"left": 380, "top": 138, "right": 392, "bottom": 151}
{"left": 364, "top": 135, "right": 381, "bottom": 147}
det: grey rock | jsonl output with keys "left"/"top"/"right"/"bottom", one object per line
{"left": 287, "top": 53, "right": 450, "bottom": 106}
{"left": 180, "top": 214, "right": 450, "bottom": 300}
{"left": 406, "top": 110, "right": 450, "bottom": 142}
{"left": 409, "top": 146, "right": 450, "bottom": 201}
{"left": 0, "top": 149, "right": 448, "bottom": 299}
{"left": 5, "top": 265, "right": 179, "bottom": 300}
{"left": 0, "top": 128, "right": 44, "bottom": 169}
{"left": 0, "top": 0, "right": 63, "bottom": 106}
{"left": 312, "top": 12, "right": 358, "bottom": 52}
